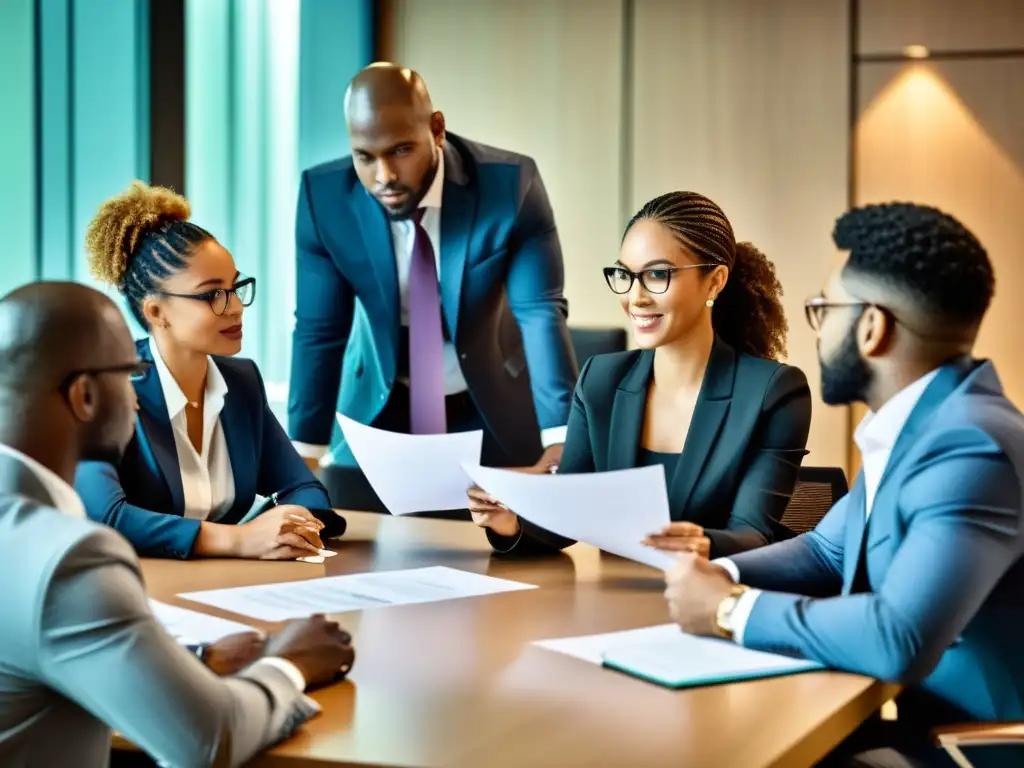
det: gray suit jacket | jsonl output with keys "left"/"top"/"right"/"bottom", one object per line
{"left": 0, "top": 452, "right": 316, "bottom": 768}
{"left": 730, "top": 360, "right": 1024, "bottom": 726}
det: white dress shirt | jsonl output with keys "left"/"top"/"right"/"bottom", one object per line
{"left": 295, "top": 147, "right": 567, "bottom": 462}
{"left": 0, "top": 440, "right": 309, "bottom": 692}
{"left": 715, "top": 368, "right": 941, "bottom": 645}
{"left": 150, "top": 338, "right": 236, "bottom": 521}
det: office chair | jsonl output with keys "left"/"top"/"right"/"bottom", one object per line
{"left": 780, "top": 466, "right": 849, "bottom": 534}
{"left": 569, "top": 327, "right": 628, "bottom": 366}
{"left": 932, "top": 723, "right": 1024, "bottom": 767}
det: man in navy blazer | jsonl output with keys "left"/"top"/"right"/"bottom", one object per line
{"left": 287, "top": 63, "right": 577, "bottom": 511}
{"left": 666, "top": 203, "right": 1024, "bottom": 766}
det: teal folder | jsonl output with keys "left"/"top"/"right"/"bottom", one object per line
{"left": 600, "top": 639, "right": 825, "bottom": 690}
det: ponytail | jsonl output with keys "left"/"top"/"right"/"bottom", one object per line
{"left": 712, "top": 241, "right": 787, "bottom": 359}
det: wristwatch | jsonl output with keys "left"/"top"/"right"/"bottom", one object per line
{"left": 184, "top": 642, "right": 209, "bottom": 663}
{"left": 714, "top": 585, "right": 750, "bottom": 641}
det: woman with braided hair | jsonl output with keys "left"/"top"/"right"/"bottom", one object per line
{"left": 75, "top": 181, "right": 342, "bottom": 560}
{"left": 471, "top": 191, "right": 812, "bottom": 559}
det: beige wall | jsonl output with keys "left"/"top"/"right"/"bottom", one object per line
{"left": 385, "top": 0, "right": 625, "bottom": 329}
{"left": 852, "top": 2, "right": 1024, "bottom": 474}
{"left": 858, "top": 0, "right": 1024, "bottom": 55}
{"left": 386, "top": 0, "right": 852, "bottom": 471}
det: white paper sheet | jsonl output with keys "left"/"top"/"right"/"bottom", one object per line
{"left": 149, "top": 600, "right": 260, "bottom": 645}
{"left": 535, "top": 624, "right": 823, "bottom": 684}
{"left": 336, "top": 413, "right": 481, "bottom": 514}
{"left": 462, "top": 463, "right": 676, "bottom": 570}
{"left": 178, "top": 566, "right": 536, "bottom": 622}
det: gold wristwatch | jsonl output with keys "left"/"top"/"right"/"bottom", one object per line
{"left": 714, "top": 585, "right": 750, "bottom": 641}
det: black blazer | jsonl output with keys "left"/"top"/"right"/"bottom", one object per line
{"left": 488, "top": 338, "right": 812, "bottom": 558}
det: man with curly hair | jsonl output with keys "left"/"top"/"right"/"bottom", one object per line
{"left": 665, "top": 203, "right": 1024, "bottom": 766}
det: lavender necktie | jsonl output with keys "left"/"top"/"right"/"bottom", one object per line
{"left": 407, "top": 209, "right": 447, "bottom": 434}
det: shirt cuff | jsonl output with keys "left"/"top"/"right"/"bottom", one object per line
{"left": 712, "top": 557, "right": 740, "bottom": 583}
{"left": 730, "top": 589, "right": 762, "bottom": 646}
{"left": 255, "top": 657, "right": 307, "bottom": 692}
{"left": 540, "top": 425, "right": 568, "bottom": 448}
{"left": 292, "top": 441, "right": 329, "bottom": 462}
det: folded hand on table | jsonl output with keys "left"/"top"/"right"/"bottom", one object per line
{"left": 236, "top": 504, "right": 326, "bottom": 560}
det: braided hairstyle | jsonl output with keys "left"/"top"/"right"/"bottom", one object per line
{"left": 624, "top": 191, "right": 788, "bottom": 360}
{"left": 85, "top": 180, "right": 213, "bottom": 329}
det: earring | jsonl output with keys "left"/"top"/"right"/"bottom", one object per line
{"left": 705, "top": 297, "right": 715, "bottom": 308}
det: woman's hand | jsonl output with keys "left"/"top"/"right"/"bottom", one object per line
{"left": 234, "top": 505, "right": 326, "bottom": 560}
{"left": 467, "top": 486, "right": 521, "bottom": 537}
{"left": 643, "top": 522, "right": 711, "bottom": 558}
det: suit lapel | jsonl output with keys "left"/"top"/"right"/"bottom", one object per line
{"left": 439, "top": 143, "right": 477, "bottom": 340}
{"left": 353, "top": 183, "right": 400, "bottom": 345}
{"left": 607, "top": 351, "right": 654, "bottom": 471}
{"left": 0, "top": 452, "right": 55, "bottom": 508}
{"left": 133, "top": 341, "right": 185, "bottom": 516}
{"left": 842, "top": 357, "right": 976, "bottom": 592}
{"left": 841, "top": 475, "right": 868, "bottom": 594}
{"left": 667, "top": 339, "right": 735, "bottom": 516}
{"left": 216, "top": 360, "right": 256, "bottom": 523}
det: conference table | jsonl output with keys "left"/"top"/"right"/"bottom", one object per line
{"left": 138, "top": 511, "right": 896, "bottom": 768}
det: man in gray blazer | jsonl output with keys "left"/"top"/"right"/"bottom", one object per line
{"left": 0, "top": 282, "right": 354, "bottom": 768}
{"left": 665, "top": 204, "right": 1024, "bottom": 766}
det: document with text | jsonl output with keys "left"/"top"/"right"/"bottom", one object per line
{"left": 149, "top": 600, "right": 259, "bottom": 645}
{"left": 535, "top": 624, "right": 823, "bottom": 688}
{"left": 462, "top": 463, "right": 676, "bottom": 570}
{"left": 178, "top": 566, "right": 537, "bottom": 622}
{"left": 337, "top": 413, "right": 481, "bottom": 514}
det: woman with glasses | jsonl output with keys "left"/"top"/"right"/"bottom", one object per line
{"left": 75, "top": 181, "right": 340, "bottom": 560}
{"left": 470, "top": 191, "right": 812, "bottom": 559}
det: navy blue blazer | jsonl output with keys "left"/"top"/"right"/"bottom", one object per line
{"left": 489, "top": 338, "right": 812, "bottom": 558}
{"left": 75, "top": 339, "right": 332, "bottom": 559}
{"left": 287, "top": 133, "right": 579, "bottom": 467}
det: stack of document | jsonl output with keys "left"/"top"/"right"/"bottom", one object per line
{"left": 149, "top": 600, "right": 258, "bottom": 645}
{"left": 535, "top": 624, "right": 823, "bottom": 689}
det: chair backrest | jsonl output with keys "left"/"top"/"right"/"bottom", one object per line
{"left": 780, "top": 466, "right": 849, "bottom": 534}
{"left": 569, "top": 327, "right": 628, "bottom": 367}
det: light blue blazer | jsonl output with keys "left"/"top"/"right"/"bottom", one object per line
{"left": 730, "top": 359, "right": 1024, "bottom": 726}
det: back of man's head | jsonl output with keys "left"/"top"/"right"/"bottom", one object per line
{"left": 0, "top": 282, "right": 138, "bottom": 467}
{"left": 833, "top": 203, "right": 994, "bottom": 340}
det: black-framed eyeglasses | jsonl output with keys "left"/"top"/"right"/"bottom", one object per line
{"left": 603, "top": 264, "right": 717, "bottom": 295}
{"left": 158, "top": 276, "right": 256, "bottom": 316}
{"left": 57, "top": 361, "right": 153, "bottom": 397}
{"left": 804, "top": 296, "right": 870, "bottom": 332}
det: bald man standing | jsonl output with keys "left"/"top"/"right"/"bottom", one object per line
{"left": 289, "top": 63, "right": 578, "bottom": 513}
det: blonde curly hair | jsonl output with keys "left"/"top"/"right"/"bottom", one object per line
{"left": 84, "top": 180, "right": 211, "bottom": 328}
{"left": 85, "top": 180, "right": 191, "bottom": 287}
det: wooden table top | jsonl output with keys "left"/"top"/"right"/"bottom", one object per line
{"left": 141, "top": 512, "right": 894, "bottom": 768}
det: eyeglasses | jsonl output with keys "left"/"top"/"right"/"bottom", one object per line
{"left": 158, "top": 276, "right": 256, "bottom": 316}
{"left": 57, "top": 361, "right": 153, "bottom": 396}
{"left": 603, "top": 264, "right": 716, "bottom": 295}
{"left": 804, "top": 296, "right": 869, "bottom": 331}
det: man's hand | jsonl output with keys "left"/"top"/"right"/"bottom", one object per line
{"left": 643, "top": 522, "right": 711, "bottom": 557}
{"left": 203, "top": 632, "right": 266, "bottom": 676}
{"left": 664, "top": 553, "right": 736, "bottom": 637}
{"left": 264, "top": 614, "right": 355, "bottom": 689}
